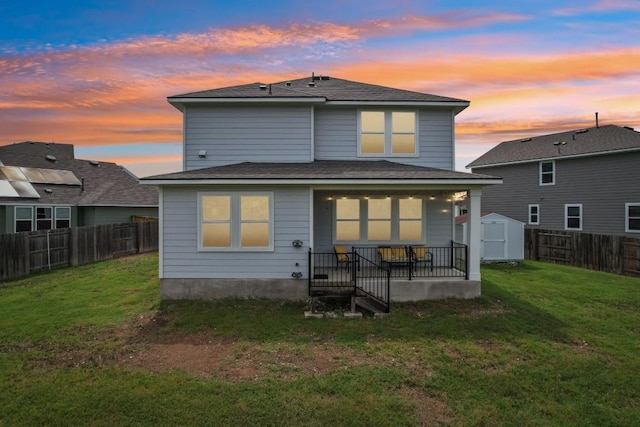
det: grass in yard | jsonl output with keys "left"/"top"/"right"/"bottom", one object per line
{"left": 1, "top": 255, "right": 639, "bottom": 426}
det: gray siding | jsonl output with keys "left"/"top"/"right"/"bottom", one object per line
{"left": 475, "top": 152, "right": 640, "bottom": 236}
{"left": 313, "top": 107, "right": 454, "bottom": 169}
{"left": 79, "top": 207, "right": 158, "bottom": 226}
{"left": 313, "top": 108, "right": 357, "bottom": 160}
{"left": 184, "top": 105, "right": 312, "bottom": 169}
{"left": 161, "top": 185, "right": 310, "bottom": 279}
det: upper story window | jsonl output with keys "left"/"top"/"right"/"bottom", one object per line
{"left": 359, "top": 111, "right": 417, "bottom": 157}
{"left": 565, "top": 204, "right": 582, "bottom": 231}
{"left": 199, "top": 192, "right": 273, "bottom": 251}
{"left": 528, "top": 204, "right": 540, "bottom": 225}
{"left": 626, "top": 203, "right": 640, "bottom": 233}
{"left": 540, "top": 161, "right": 555, "bottom": 185}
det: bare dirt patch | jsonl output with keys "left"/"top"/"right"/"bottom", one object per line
{"left": 399, "top": 386, "right": 455, "bottom": 426}
{"left": 115, "top": 312, "right": 391, "bottom": 380}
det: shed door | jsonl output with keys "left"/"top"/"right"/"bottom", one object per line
{"left": 481, "top": 220, "right": 507, "bottom": 260}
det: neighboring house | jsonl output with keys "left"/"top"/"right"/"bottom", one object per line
{"left": 456, "top": 212, "right": 524, "bottom": 262}
{"left": 468, "top": 124, "right": 640, "bottom": 236}
{"left": 143, "top": 75, "right": 501, "bottom": 303}
{"left": 0, "top": 141, "right": 158, "bottom": 234}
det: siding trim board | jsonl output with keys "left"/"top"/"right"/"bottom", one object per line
{"left": 146, "top": 179, "right": 502, "bottom": 186}
{"left": 471, "top": 147, "right": 640, "bottom": 170}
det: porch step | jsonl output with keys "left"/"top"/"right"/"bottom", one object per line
{"left": 355, "top": 296, "right": 388, "bottom": 314}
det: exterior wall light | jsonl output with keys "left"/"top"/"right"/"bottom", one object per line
{"left": 292, "top": 240, "right": 303, "bottom": 248}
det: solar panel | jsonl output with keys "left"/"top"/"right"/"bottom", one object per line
{"left": 40, "top": 169, "right": 67, "bottom": 184}
{"left": 0, "top": 166, "right": 28, "bottom": 181}
{"left": 20, "top": 167, "right": 47, "bottom": 183}
{"left": 56, "top": 170, "right": 82, "bottom": 185}
{"left": 18, "top": 167, "right": 81, "bottom": 185}
{"left": 10, "top": 180, "right": 40, "bottom": 198}
{"left": 0, "top": 180, "right": 20, "bottom": 197}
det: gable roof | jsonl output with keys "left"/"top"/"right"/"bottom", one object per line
{"left": 142, "top": 160, "right": 499, "bottom": 184}
{"left": 168, "top": 75, "right": 469, "bottom": 113}
{"left": 468, "top": 125, "right": 640, "bottom": 169}
{"left": 0, "top": 141, "right": 158, "bottom": 206}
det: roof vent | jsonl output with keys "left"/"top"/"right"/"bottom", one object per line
{"left": 520, "top": 138, "right": 532, "bottom": 142}
{"left": 320, "top": 76, "right": 330, "bottom": 80}
{"left": 308, "top": 81, "right": 315, "bottom": 87}
{"left": 285, "top": 81, "right": 291, "bottom": 87}
{"left": 624, "top": 126, "right": 634, "bottom": 131}
{"left": 45, "top": 154, "right": 57, "bottom": 162}
{"left": 259, "top": 84, "right": 267, "bottom": 90}
{"left": 553, "top": 141, "right": 566, "bottom": 146}
{"left": 90, "top": 160, "right": 100, "bottom": 166}
{"left": 44, "top": 188, "right": 53, "bottom": 194}
{"left": 575, "top": 129, "right": 588, "bottom": 134}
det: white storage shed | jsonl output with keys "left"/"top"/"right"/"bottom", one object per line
{"left": 456, "top": 212, "right": 524, "bottom": 262}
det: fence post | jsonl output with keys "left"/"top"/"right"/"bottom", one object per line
{"left": 23, "top": 232, "right": 30, "bottom": 275}
{"left": 136, "top": 222, "right": 143, "bottom": 254}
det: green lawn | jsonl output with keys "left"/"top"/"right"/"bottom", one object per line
{"left": 1, "top": 254, "right": 638, "bottom": 426}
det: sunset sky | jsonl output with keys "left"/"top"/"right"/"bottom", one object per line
{"left": 2, "top": 0, "right": 639, "bottom": 177}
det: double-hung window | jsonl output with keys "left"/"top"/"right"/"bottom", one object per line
{"left": 55, "top": 207, "right": 71, "bottom": 229}
{"left": 565, "top": 204, "right": 582, "bottom": 230}
{"left": 36, "top": 207, "right": 53, "bottom": 230}
{"left": 528, "top": 204, "right": 540, "bottom": 225}
{"left": 15, "top": 206, "right": 33, "bottom": 232}
{"left": 359, "top": 111, "right": 417, "bottom": 156}
{"left": 199, "top": 192, "right": 273, "bottom": 251}
{"left": 626, "top": 203, "right": 640, "bottom": 233}
{"left": 540, "top": 161, "right": 555, "bottom": 185}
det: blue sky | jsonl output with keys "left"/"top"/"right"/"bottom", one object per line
{"left": 1, "top": 0, "right": 639, "bottom": 176}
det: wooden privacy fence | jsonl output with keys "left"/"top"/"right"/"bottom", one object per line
{"left": 0, "top": 221, "right": 158, "bottom": 282}
{"left": 525, "top": 228, "right": 640, "bottom": 277}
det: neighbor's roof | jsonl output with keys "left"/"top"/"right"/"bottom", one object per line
{"left": 0, "top": 141, "right": 158, "bottom": 206}
{"left": 468, "top": 125, "right": 640, "bottom": 169}
{"left": 169, "top": 76, "right": 469, "bottom": 111}
{"left": 142, "top": 160, "right": 499, "bottom": 184}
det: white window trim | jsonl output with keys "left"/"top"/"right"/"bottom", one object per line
{"left": 333, "top": 196, "right": 425, "bottom": 244}
{"left": 539, "top": 160, "right": 555, "bottom": 186}
{"left": 565, "top": 203, "right": 582, "bottom": 231}
{"left": 625, "top": 203, "right": 640, "bottom": 233}
{"left": 14, "top": 206, "right": 34, "bottom": 232}
{"left": 357, "top": 110, "right": 419, "bottom": 158}
{"left": 55, "top": 206, "right": 72, "bottom": 228}
{"left": 198, "top": 191, "right": 274, "bottom": 252}
{"left": 528, "top": 204, "right": 540, "bottom": 225}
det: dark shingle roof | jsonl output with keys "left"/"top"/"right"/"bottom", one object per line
{"left": 468, "top": 125, "right": 640, "bottom": 168}
{"left": 143, "top": 160, "right": 496, "bottom": 181}
{"left": 170, "top": 76, "right": 468, "bottom": 104}
{"left": 0, "top": 141, "right": 158, "bottom": 206}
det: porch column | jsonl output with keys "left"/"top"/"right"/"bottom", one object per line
{"left": 467, "top": 188, "right": 482, "bottom": 281}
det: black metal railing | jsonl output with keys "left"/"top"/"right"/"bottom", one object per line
{"left": 308, "top": 248, "right": 391, "bottom": 312}
{"left": 355, "top": 249, "right": 391, "bottom": 312}
{"left": 353, "top": 242, "right": 467, "bottom": 280}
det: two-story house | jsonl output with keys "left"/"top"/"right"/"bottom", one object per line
{"left": 468, "top": 124, "right": 640, "bottom": 236}
{"left": 143, "top": 75, "right": 500, "bottom": 306}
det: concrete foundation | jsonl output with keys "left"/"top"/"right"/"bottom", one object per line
{"left": 390, "top": 278, "right": 481, "bottom": 301}
{"left": 161, "top": 278, "right": 308, "bottom": 300}
{"left": 160, "top": 277, "right": 480, "bottom": 301}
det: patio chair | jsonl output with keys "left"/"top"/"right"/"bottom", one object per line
{"left": 334, "top": 245, "right": 354, "bottom": 270}
{"left": 411, "top": 245, "right": 433, "bottom": 272}
{"left": 377, "top": 246, "right": 412, "bottom": 271}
